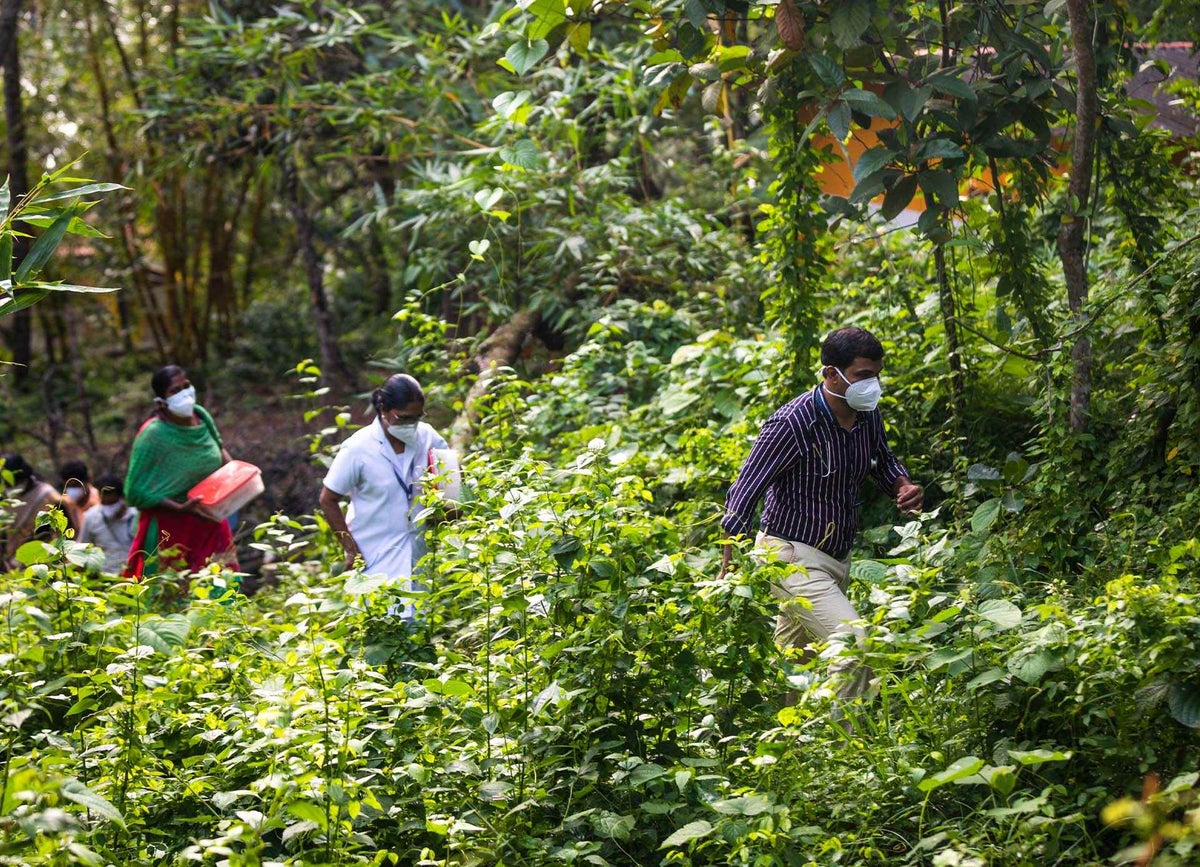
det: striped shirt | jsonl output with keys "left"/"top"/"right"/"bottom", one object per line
{"left": 722, "top": 385, "right": 909, "bottom": 560}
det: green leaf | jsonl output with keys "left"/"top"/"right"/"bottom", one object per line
{"left": 1168, "top": 682, "right": 1200, "bottom": 728}
{"left": 926, "top": 71, "right": 976, "bottom": 101}
{"left": 526, "top": 0, "right": 566, "bottom": 40}
{"left": 660, "top": 390, "right": 700, "bottom": 416}
{"left": 850, "top": 559, "right": 887, "bottom": 584}
{"left": 830, "top": 0, "right": 872, "bottom": 49}
{"left": 919, "top": 169, "right": 959, "bottom": 207}
{"left": 0, "top": 234, "right": 12, "bottom": 281}
{"left": 287, "top": 800, "right": 328, "bottom": 829}
{"left": 660, "top": 819, "right": 714, "bottom": 849}
{"left": 504, "top": 39, "right": 548, "bottom": 76}
{"left": 22, "top": 281, "right": 119, "bottom": 295}
{"left": 852, "top": 146, "right": 895, "bottom": 185}
{"left": 32, "top": 182, "right": 127, "bottom": 205}
{"left": 710, "top": 794, "right": 770, "bottom": 815}
{"left": 135, "top": 614, "right": 191, "bottom": 654}
{"left": 1008, "top": 748, "right": 1072, "bottom": 765}
{"left": 15, "top": 208, "right": 76, "bottom": 282}
{"left": 918, "top": 756, "right": 985, "bottom": 792}
{"left": 970, "top": 498, "right": 1001, "bottom": 533}
{"left": 15, "top": 540, "right": 57, "bottom": 565}
{"left": 916, "top": 138, "right": 965, "bottom": 161}
{"left": 809, "top": 54, "right": 845, "bottom": 88}
{"left": 628, "top": 762, "right": 666, "bottom": 786}
{"left": 61, "top": 780, "right": 126, "bottom": 829}
{"left": 0, "top": 286, "right": 50, "bottom": 317}
{"left": 827, "top": 101, "right": 851, "bottom": 141}
{"left": 498, "top": 139, "right": 540, "bottom": 170}
{"left": 1008, "top": 649, "right": 1060, "bottom": 684}
{"left": 977, "top": 599, "right": 1022, "bottom": 630}
{"left": 965, "top": 668, "right": 1007, "bottom": 690}
{"left": 677, "top": 22, "right": 708, "bottom": 59}
{"left": 880, "top": 175, "right": 918, "bottom": 220}
{"left": 841, "top": 88, "right": 897, "bottom": 120}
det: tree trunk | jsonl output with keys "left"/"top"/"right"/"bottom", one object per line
{"left": 282, "top": 153, "right": 353, "bottom": 388}
{"left": 935, "top": 241, "right": 964, "bottom": 411}
{"left": 449, "top": 309, "right": 541, "bottom": 453}
{"left": 0, "top": 0, "right": 31, "bottom": 387}
{"left": 1058, "top": 0, "right": 1098, "bottom": 432}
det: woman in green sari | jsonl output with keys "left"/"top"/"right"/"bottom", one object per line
{"left": 123, "top": 365, "right": 238, "bottom": 577}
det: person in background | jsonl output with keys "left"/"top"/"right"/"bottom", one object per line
{"left": 123, "top": 365, "right": 238, "bottom": 578}
{"left": 2, "top": 454, "right": 69, "bottom": 569}
{"left": 319, "top": 374, "right": 449, "bottom": 619}
{"left": 719, "top": 326, "right": 923, "bottom": 703}
{"left": 59, "top": 458, "right": 100, "bottom": 531}
{"left": 78, "top": 474, "right": 139, "bottom": 575}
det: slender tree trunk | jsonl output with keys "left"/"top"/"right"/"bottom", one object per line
{"left": 1058, "top": 0, "right": 1098, "bottom": 432}
{"left": 935, "top": 241, "right": 964, "bottom": 409}
{"left": 0, "top": 0, "right": 31, "bottom": 387}
{"left": 282, "top": 152, "right": 353, "bottom": 388}
{"left": 450, "top": 309, "right": 541, "bottom": 453}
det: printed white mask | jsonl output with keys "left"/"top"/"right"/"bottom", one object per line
{"left": 828, "top": 367, "right": 883, "bottom": 412}
{"left": 387, "top": 423, "right": 420, "bottom": 446}
{"left": 165, "top": 385, "right": 196, "bottom": 418}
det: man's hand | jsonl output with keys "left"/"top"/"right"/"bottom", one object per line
{"left": 717, "top": 544, "right": 734, "bottom": 581}
{"left": 895, "top": 480, "right": 924, "bottom": 514}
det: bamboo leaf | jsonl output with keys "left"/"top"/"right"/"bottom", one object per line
{"left": 14, "top": 209, "right": 77, "bottom": 282}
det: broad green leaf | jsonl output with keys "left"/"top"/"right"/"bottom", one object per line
{"left": 531, "top": 680, "right": 561, "bottom": 716}
{"left": 343, "top": 572, "right": 394, "bottom": 595}
{"left": 677, "top": 22, "right": 707, "bottom": 59}
{"left": 659, "top": 819, "right": 713, "bottom": 849}
{"left": 926, "top": 71, "right": 976, "bottom": 100}
{"left": 498, "top": 139, "right": 540, "bottom": 170}
{"left": 880, "top": 175, "right": 917, "bottom": 221}
{"left": 1008, "top": 649, "right": 1060, "bottom": 684}
{"left": 827, "top": 101, "right": 851, "bottom": 141}
{"left": 918, "top": 756, "right": 984, "bottom": 792}
{"left": 916, "top": 138, "right": 965, "bottom": 161}
{"left": 504, "top": 39, "right": 548, "bottom": 76}
{"left": 135, "top": 615, "right": 191, "bottom": 654}
{"left": 660, "top": 390, "right": 700, "bottom": 416}
{"left": 566, "top": 21, "right": 590, "bottom": 53}
{"left": 809, "top": 54, "right": 845, "bottom": 88}
{"left": 479, "top": 780, "right": 513, "bottom": 801}
{"left": 965, "top": 667, "right": 1007, "bottom": 690}
{"left": 830, "top": 0, "right": 871, "bottom": 48}
{"left": 628, "top": 762, "right": 666, "bottom": 786}
{"left": 0, "top": 234, "right": 11, "bottom": 281}
{"left": 15, "top": 540, "right": 57, "bottom": 565}
{"left": 919, "top": 169, "right": 959, "bottom": 207}
{"left": 525, "top": 0, "right": 566, "bottom": 40}
{"left": 61, "top": 780, "right": 126, "bottom": 829}
{"left": 22, "top": 281, "right": 119, "bottom": 294}
{"left": 977, "top": 599, "right": 1022, "bottom": 630}
{"left": 970, "top": 498, "right": 1002, "bottom": 533}
{"left": 1168, "top": 682, "right": 1200, "bottom": 728}
{"left": 841, "top": 88, "right": 897, "bottom": 121}
{"left": 852, "top": 147, "right": 895, "bottom": 185}
{"left": 710, "top": 794, "right": 770, "bottom": 815}
{"left": 287, "top": 800, "right": 328, "bottom": 829}
{"left": 850, "top": 559, "right": 887, "bottom": 583}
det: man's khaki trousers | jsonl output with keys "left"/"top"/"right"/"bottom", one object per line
{"left": 755, "top": 532, "right": 869, "bottom": 702}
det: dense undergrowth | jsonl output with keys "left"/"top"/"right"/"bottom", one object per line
{"left": 4, "top": 274, "right": 1200, "bottom": 865}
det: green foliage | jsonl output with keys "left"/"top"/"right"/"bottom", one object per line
{"left": 0, "top": 162, "right": 122, "bottom": 320}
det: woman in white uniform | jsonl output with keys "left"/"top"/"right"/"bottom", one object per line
{"left": 319, "top": 374, "right": 449, "bottom": 618}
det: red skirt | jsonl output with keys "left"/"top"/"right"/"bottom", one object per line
{"left": 125, "top": 508, "right": 238, "bottom": 578}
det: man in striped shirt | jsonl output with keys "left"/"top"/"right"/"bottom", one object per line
{"left": 720, "top": 327, "right": 922, "bottom": 686}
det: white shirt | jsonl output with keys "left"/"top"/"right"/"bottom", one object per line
{"left": 323, "top": 420, "right": 448, "bottom": 582}
{"left": 78, "top": 505, "right": 139, "bottom": 574}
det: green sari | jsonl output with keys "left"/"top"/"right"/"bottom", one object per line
{"left": 124, "top": 406, "right": 234, "bottom": 577}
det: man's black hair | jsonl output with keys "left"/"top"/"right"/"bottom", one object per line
{"left": 1, "top": 453, "right": 33, "bottom": 486}
{"left": 60, "top": 459, "right": 91, "bottom": 485}
{"left": 96, "top": 473, "right": 124, "bottom": 497}
{"left": 820, "top": 326, "right": 884, "bottom": 369}
{"left": 151, "top": 364, "right": 186, "bottom": 399}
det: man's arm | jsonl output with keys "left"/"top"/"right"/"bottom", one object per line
{"left": 869, "top": 417, "right": 923, "bottom": 513}
{"left": 719, "top": 414, "right": 804, "bottom": 577}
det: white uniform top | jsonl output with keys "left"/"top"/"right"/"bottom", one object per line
{"left": 323, "top": 420, "right": 448, "bottom": 583}
{"left": 78, "top": 505, "right": 139, "bottom": 574}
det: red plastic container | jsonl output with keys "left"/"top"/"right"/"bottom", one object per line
{"left": 188, "top": 460, "right": 264, "bottom": 521}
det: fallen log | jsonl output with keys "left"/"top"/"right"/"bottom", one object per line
{"left": 449, "top": 308, "right": 541, "bottom": 453}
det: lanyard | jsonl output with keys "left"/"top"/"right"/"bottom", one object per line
{"left": 383, "top": 449, "right": 415, "bottom": 503}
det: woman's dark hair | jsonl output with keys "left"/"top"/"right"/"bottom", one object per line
{"left": 59, "top": 459, "right": 90, "bottom": 486}
{"left": 151, "top": 364, "right": 186, "bottom": 399}
{"left": 96, "top": 473, "right": 124, "bottom": 497}
{"left": 1, "top": 453, "right": 33, "bottom": 486}
{"left": 820, "top": 326, "right": 884, "bottom": 369}
{"left": 371, "top": 374, "right": 425, "bottom": 414}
